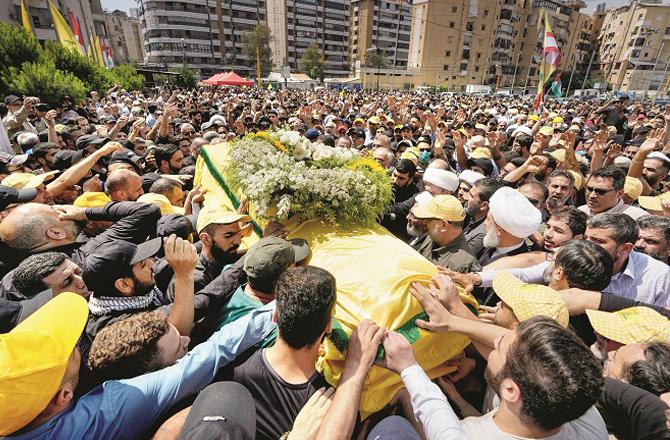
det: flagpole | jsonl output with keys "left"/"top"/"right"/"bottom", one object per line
{"left": 511, "top": 52, "right": 521, "bottom": 94}
{"left": 565, "top": 63, "right": 575, "bottom": 97}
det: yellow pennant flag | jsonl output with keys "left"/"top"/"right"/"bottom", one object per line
{"left": 95, "top": 35, "right": 105, "bottom": 67}
{"left": 48, "top": 0, "right": 83, "bottom": 55}
{"left": 20, "top": 0, "right": 32, "bottom": 34}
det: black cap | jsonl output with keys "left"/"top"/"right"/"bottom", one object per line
{"left": 156, "top": 214, "right": 196, "bottom": 239}
{"left": 101, "top": 115, "right": 117, "bottom": 124}
{"left": 178, "top": 382, "right": 255, "bottom": 440}
{"left": 462, "top": 121, "right": 474, "bottom": 129}
{"left": 3, "top": 95, "right": 20, "bottom": 105}
{"left": 83, "top": 238, "right": 163, "bottom": 293}
{"left": 141, "top": 172, "right": 162, "bottom": 193}
{"left": 76, "top": 135, "right": 109, "bottom": 150}
{"left": 0, "top": 185, "right": 37, "bottom": 210}
{"left": 109, "top": 150, "right": 142, "bottom": 172}
{"left": 34, "top": 103, "right": 54, "bottom": 112}
{"left": 349, "top": 128, "right": 366, "bottom": 139}
{"left": 53, "top": 150, "right": 84, "bottom": 171}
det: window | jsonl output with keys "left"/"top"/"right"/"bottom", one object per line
{"left": 666, "top": 26, "right": 670, "bottom": 35}
{"left": 444, "top": 64, "right": 449, "bottom": 70}
{"left": 452, "top": 6, "right": 457, "bottom": 12}
{"left": 31, "top": 16, "right": 40, "bottom": 27}
{"left": 466, "top": 22, "right": 473, "bottom": 32}
{"left": 445, "top": 50, "right": 451, "bottom": 57}
{"left": 481, "top": 24, "right": 486, "bottom": 30}
{"left": 475, "top": 66, "right": 480, "bottom": 72}
{"left": 449, "top": 22, "right": 455, "bottom": 28}
{"left": 484, "top": 9, "right": 489, "bottom": 16}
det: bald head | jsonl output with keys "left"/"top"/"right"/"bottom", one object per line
{"left": 106, "top": 169, "right": 144, "bottom": 202}
{"left": 427, "top": 158, "right": 450, "bottom": 171}
{"left": 0, "top": 203, "right": 79, "bottom": 252}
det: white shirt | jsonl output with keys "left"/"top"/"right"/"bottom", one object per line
{"left": 461, "top": 406, "right": 608, "bottom": 440}
{"left": 578, "top": 199, "right": 648, "bottom": 220}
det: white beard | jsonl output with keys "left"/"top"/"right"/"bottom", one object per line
{"left": 407, "top": 223, "right": 423, "bottom": 237}
{"left": 483, "top": 228, "right": 500, "bottom": 248}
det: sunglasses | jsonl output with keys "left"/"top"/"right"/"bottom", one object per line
{"left": 586, "top": 186, "right": 615, "bottom": 196}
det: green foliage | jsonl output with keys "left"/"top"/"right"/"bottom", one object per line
{"left": 172, "top": 65, "right": 198, "bottom": 88}
{"left": 108, "top": 64, "right": 145, "bottom": 90}
{"left": 0, "top": 23, "right": 43, "bottom": 95}
{"left": 242, "top": 25, "right": 273, "bottom": 77}
{"left": 42, "top": 40, "right": 111, "bottom": 93}
{"left": 365, "top": 50, "right": 389, "bottom": 69}
{"left": 7, "top": 61, "right": 86, "bottom": 105}
{"left": 300, "top": 43, "right": 325, "bottom": 81}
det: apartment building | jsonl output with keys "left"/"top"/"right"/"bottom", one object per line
{"left": 104, "top": 10, "right": 145, "bottom": 65}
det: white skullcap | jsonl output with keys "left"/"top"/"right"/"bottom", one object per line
{"left": 488, "top": 187, "right": 542, "bottom": 238}
{"left": 414, "top": 191, "right": 433, "bottom": 207}
{"left": 459, "top": 170, "right": 485, "bottom": 187}
{"left": 209, "top": 114, "right": 227, "bottom": 125}
{"left": 614, "top": 156, "right": 631, "bottom": 167}
{"left": 512, "top": 126, "right": 533, "bottom": 137}
{"left": 423, "top": 168, "right": 459, "bottom": 192}
{"left": 648, "top": 152, "right": 670, "bottom": 164}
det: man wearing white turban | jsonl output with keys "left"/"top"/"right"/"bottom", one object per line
{"left": 480, "top": 187, "right": 542, "bottom": 267}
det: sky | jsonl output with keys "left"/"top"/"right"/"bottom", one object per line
{"left": 101, "top": 0, "right": 137, "bottom": 13}
{"left": 104, "top": 0, "right": 631, "bottom": 14}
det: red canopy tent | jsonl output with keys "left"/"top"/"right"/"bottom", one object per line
{"left": 202, "top": 71, "right": 254, "bottom": 86}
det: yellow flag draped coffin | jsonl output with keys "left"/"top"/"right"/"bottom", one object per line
{"left": 194, "top": 131, "right": 477, "bottom": 418}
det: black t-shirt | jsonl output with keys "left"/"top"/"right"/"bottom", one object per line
{"left": 232, "top": 349, "right": 329, "bottom": 440}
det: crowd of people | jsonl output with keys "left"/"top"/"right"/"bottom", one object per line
{"left": 1, "top": 84, "right": 670, "bottom": 440}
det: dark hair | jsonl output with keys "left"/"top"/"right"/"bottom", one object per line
{"left": 550, "top": 206, "right": 587, "bottom": 236}
{"left": 500, "top": 317, "right": 603, "bottom": 430}
{"left": 154, "top": 143, "right": 180, "bottom": 167}
{"left": 88, "top": 311, "right": 169, "bottom": 381}
{"left": 12, "top": 252, "right": 68, "bottom": 297}
{"left": 624, "top": 342, "right": 670, "bottom": 396}
{"left": 539, "top": 153, "right": 557, "bottom": 172}
{"left": 509, "top": 156, "right": 526, "bottom": 168}
{"left": 589, "top": 166, "right": 626, "bottom": 191}
{"left": 515, "top": 134, "right": 533, "bottom": 150}
{"left": 587, "top": 213, "right": 639, "bottom": 246}
{"left": 636, "top": 215, "right": 670, "bottom": 244}
{"left": 149, "top": 177, "right": 182, "bottom": 198}
{"left": 549, "top": 169, "right": 575, "bottom": 187}
{"left": 520, "top": 181, "right": 549, "bottom": 203}
{"left": 554, "top": 240, "right": 613, "bottom": 290}
{"left": 275, "top": 266, "right": 336, "bottom": 349}
{"left": 474, "top": 178, "right": 505, "bottom": 202}
{"left": 395, "top": 158, "right": 417, "bottom": 177}
{"left": 32, "top": 142, "right": 58, "bottom": 160}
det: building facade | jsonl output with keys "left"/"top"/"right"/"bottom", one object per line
{"left": 266, "top": 0, "right": 350, "bottom": 77}
{"left": 104, "top": 10, "right": 145, "bottom": 65}
{"left": 598, "top": 0, "right": 670, "bottom": 93}
{"left": 2, "top": 0, "right": 107, "bottom": 47}
{"left": 138, "top": 0, "right": 267, "bottom": 76}
{"left": 349, "top": 0, "right": 412, "bottom": 74}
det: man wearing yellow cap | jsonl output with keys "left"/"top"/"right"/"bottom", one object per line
{"left": 413, "top": 195, "right": 480, "bottom": 273}
{"left": 0, "top": 291, "right": 277, "bottom": 438}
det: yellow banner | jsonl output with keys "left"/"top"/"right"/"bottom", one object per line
{"left": 48, "top": 0, "right": 83, "bottom": 55}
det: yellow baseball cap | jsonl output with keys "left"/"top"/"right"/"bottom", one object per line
{"left": 196, "top": 203, "right": 251, "bottom": 233}
{"left": 551, "top": 116, "right": 564, "bottom": 124}
{"left": 368, "top": 116, "right": 381, "bottom": 125}
{"left": 354, "top": 118, "right": 365, "bottom": 124}
{"left": 538, "top": 126, "right": 554, "bottom": 137}
{"left": 0, "top": 292, "right": 88, "bottom": 435}
{"left": 406, "top": 147, "right": 421, "bottom": 158}
{"left": 1, "top": 171, "right": 59, "bottom": 190}
{"left": 400, "top": 151, "right": 419, "bottom": 163}
{"left": 549, "top": 148, "right": 566, "bottom": 163}
{"left": 474, "top": 123, "right": 488, "bottom": 131}
{"left": 471, "top": 147, "right": 492, "bottom": 160}
{"left": 137, "top": 193, "right": 185, "bottom": 216}
{"left": 411, "top": 194, "right": 465, "bottom": 222}
{"left": 568, "top": 125, "right": 581, "bottom": 132}
{"left": 73, "top": 192, "right": 111, "bottom": 208}
{"left": 492, "top": 271, "right": 569, "bottom": 327}
{"left": 529, "top": 115, "right": 540, "bottom": 121}
{"left": 586, "top": 307, "right": 670, "bottom": 345}
{"left": 638, "top": 191, "right": 670, "bottom": 212}
{"left": 624, "top": 176, "right": 643, "bottom": 201}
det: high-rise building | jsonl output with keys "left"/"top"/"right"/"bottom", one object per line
{"left": 104, "top": 10, "right": 145, "bottom": 65}
{"left": 598, "top": 0, "right": 670, "bottom": 92}
{"left": 1, "top": 0, "right": 108, "bottom": 48}
{"left": 138, "top": 0, "right": 267, "bottom": 76}
{"left": 349, "top": 0, "right": 412, "bottom": 73}
{"left": 266, "top": 0, "right": 350, "bottom": 77}
{"left": 406, "top": 0, "right": 500, "bottom": 91}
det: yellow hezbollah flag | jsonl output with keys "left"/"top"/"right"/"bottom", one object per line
{"left": 95, "top": 35, "right": 105, "bottom": 68}
{"left": 195, "top": 143, "right": 476, "bottom": 419}
{"left": 87, "top": 32, "right": 97, "bottom": 62}
{"left": 20, "top": 0, "right": 32, "bottom": 34}
{"left": 48, "top": 0, "right": 83, "bottom": 55}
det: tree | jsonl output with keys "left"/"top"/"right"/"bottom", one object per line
{"left": 173, "top": 65, "right": 198, "bottom": 89}
{"left": 365, "top": 49, "right": 388, "bottom": 70}
{"left": 0, "top": 23, "right": 42, "bottom": 94}
{"left": 300, "top": 43, "right": 325, "bottom": 81}
{"left": 242, "top": 25, "right": 273, "bottom": 78}
{"left": 8, "top": 61, "right": 86, "bottom": 104}
{"left": 42, "top": 40, "right": 111, "bottom": 94}
{"left": 107, "top": 65, "right": 145, "bottom": 91}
